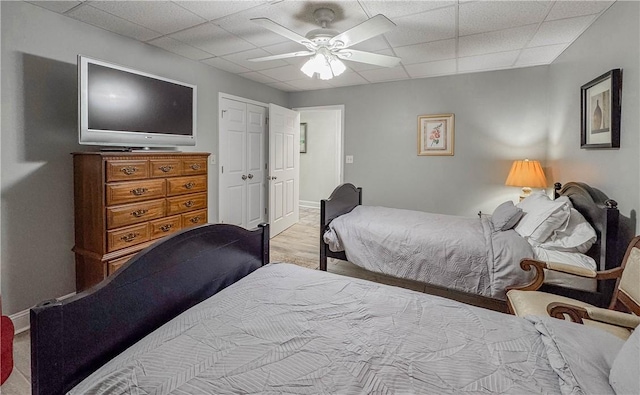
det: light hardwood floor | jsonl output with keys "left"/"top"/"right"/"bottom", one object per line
{"left": 1, "top": 207, "right": 476, "bottom": 393}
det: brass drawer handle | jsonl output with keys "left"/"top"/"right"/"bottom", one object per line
{"left": 120, "top": 166, "right": 139, "bottom": 176}
{"left": 184, "top": 182, "right": 195, "bottom": 189}
{"left": 120, "top": 232, "right": 139, "bottom": 242}
{"left": 190, "top": 163, "right": 201, "bottom": 170}
{"left": 184, "top": 200, "right": 195, "bottom": 208}
{"left": 160, "top": 224, "right": 174, "bottom": 232}
{"left": 131, "top": 187, "right": 148, "bottom": 196}
{"left": 190, "top": 216, "right": 202, "bottom": 224}
{"left": 159, "top": 165, "right": 173, "bottom": 173}
{"left": 131, "top": 209, "right": 148, "bottom": 217}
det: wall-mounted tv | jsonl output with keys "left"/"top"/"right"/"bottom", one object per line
{"left": 78, "top": 55, "right": 196, "bottom": 148}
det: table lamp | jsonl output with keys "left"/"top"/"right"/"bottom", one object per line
{"left": 505, "top": 159, "right": 548, "bottom": 201}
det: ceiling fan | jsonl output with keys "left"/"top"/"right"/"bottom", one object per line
{"left": 248, "top": 8, "right": 401, "bottom": 80}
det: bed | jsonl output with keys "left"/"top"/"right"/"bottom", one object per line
{"left": 321, "top": 182, "right": 624, "bottom": 309}
{"left": 30, "top": 223, "right": 637, "bottom": 395}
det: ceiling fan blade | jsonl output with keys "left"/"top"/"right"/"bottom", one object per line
{"left": 329, "top": 14, "right": 396, "bottom": 49}
{"left": 250, "top": 17, "right": 314, "bottom": 48}
{"left": 336, "top": 49, "right": 401, "bottom": 68}
{"left": 248, "top": 51, "right": 315, "bottom": 62}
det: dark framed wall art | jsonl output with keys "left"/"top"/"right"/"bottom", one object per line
{"left": 581, "top": 68, "right": 621, "bottom": 149}
{"left": 300, "top": 123, "right": 307, "bottom": 153}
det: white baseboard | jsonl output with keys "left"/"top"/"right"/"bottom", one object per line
{"left": 299, "top": 200, "right": 320, "bottom": 209}
{"left": 9, "top": 291, "right": 76, "bottom": 335}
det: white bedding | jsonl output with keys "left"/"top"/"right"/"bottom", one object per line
{"left": 324, "top": 206, "right": 535, "bottom": 299}
{"left": 70, "top": 264, "right": 622, "bottom": 395}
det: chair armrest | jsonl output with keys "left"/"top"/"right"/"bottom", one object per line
{"left": 506, "top": 259, "right": 548, "bottom": 292}
{"left": 548, "top": 302, "right": 640, "bottom": 329}
{"left": 546, "top": 261, "right": 597, "bottom": 278}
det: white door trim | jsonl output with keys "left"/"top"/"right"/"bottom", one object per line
{"left": 219, "top": 92, "right": 268, "bottom": 108}
{"left": 292, "top": 105, "right": 345, "bottom": 186}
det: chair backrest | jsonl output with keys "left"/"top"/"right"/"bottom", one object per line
{"left": 610, "top": 236, "right": 640, "bottom": 314}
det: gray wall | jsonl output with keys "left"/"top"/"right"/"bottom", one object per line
{"left": 0, "top": 1, "right": 287, "bottom": 314}
{"left": 299, "top": 109, "right": 340, "bottom": 206}
{"left": 547, "top": 1, "right": 639, "bottom": 232}
{"left": 290, "top": 66, "right": 551, "bottom": 216}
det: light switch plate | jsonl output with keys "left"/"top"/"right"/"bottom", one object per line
{"left": 210, "top": 154, "right": 216, "bottom": 165}
{"left": 346, "top": 155, "right": 353, "bottom": 164}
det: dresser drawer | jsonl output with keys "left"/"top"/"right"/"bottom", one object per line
{"left": 149, "top": 215, "right": 182, "bottom": 240}
{"left": 107, "top": 199, "right": 165, "bottom": 229}
{"left": 107, "top": 223, "right": 150, "bottom": 252}
{"left": 150, "top": 159, "right": 181, "bottom": 178}
{"left": 106, "top": 179, "right": 166, "bottom": 205}
{"left": 166, "top": 193, "right": 207, "bottom": 215}
{"left": 167, "top": 175, "right": 207, "bottom": 196}
{"left": 181, "top": 158, "right": 207, "bottom": 175}
{"left": 106, "top": 160, "right": 149, "bottom": 182}
{"left": 107, "top": 253, "right": 136, "bottom": 275}
{"left": 182, "top": 209, "right": 207, "bottom": 228}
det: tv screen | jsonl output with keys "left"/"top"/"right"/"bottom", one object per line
{"left": 78, "top": 55, "right": 196, "bottom": 147}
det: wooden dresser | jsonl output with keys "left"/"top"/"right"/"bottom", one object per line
{"left": 72, "top": 152, "right": 210, "bottom": 291}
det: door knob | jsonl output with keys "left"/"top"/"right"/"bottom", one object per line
{"left": 242, "top": 175, "right": 247, "bottom": 180}
{"left": 269, "top": 176, "right": 277, "bottom": 180}
{"left": 247, "top": 174, "right": 254, "bottom": 179}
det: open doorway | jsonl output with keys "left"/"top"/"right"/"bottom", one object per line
{"left": 293, "top": 105, "right": 344, "bottom": 209}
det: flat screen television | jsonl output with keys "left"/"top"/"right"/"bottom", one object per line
{"left": 78, "top": 55, "right": 196, "bottom": 148}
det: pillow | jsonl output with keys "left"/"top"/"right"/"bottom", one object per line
{"left": 542, "top": 208, "right": 597, "bottom": 254}
{"left": 514, "top": 192, "right": 571, "bottom": 243}
{"left": 610, "top": 327, "right": 640, "bottom": 394}
{"left": 491, "top": 201, "right": 524, "bottom": 231}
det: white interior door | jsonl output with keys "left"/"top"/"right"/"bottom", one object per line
{"left": 246, "top": 104, "right": 266, "bottom": 229}
{"left": 268, "top": 103, "right": 300, "bottom": 237}
{"left": 219, "top": 98, "right": 247, "bottom": 226}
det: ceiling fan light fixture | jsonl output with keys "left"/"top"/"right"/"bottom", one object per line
{"left": 329, "top": 57, "right": 346, "bottom": 77}
{"left": 300, "top": 50, "right": 346, "bottom": 80}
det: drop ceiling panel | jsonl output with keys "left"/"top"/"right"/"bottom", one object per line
{"left": 201, "top": 56, "right": 251, "bottom": 73}
{"left": 528, "top": 15, "right": 596, "bottom": 47}
{"left": 359, "top": 66, "right": 409, "bottom": 83}
{"left": 28, "top": 1, "right": 80, "bottom": 14}
{"left": 66, "top": 4, "right": 161, "bottom": 42}
{"left": 169, "top": 23, "right": 255, "bottom": 56}
{"left": 458, "top": 25, "right": 538, "bottom": 57}
{"left": 395, "top": 39, "right": 456, "bottom": 65}
{"left": 361, "top": 1, "right": 456, "bottom": 19}
{"left": 546, "top": 1, "right": 613, "bottom": 21}
{"left": 259, "top": 65, "right": 306, "bottom": 82}
{"left": 458, "top": 51, "right": 520, "bottom": 73}
{"left": 238, "top": 71, "right": 278, "bottom": 84}
{"left": 88, "top": 1, "right": 206, "bottom": 35}
{"left": 385, "top": 6, "right": 457, "bottom": 47}
{"left": 459, "top": 1, "right": 552, "bottom": 36}
{"left": 516, "top": 44, "right": 568, "bottom": 66}
{"left": 176, "top": 1, "right": 267, "bottom": 22}
{"left": 286, "top": 78, "right": 335, "bottom": 90}
{"left": 267, "top": 82, "right": 300, "bottom": 92}
{"left": 222, "top": 48, "right": 288, "bottom": 71}
{"left": 148, "top": 37, "right": 213, "bottom": 60}
{"left": 405, "top": 59, "right": 457, "bottom": 78}
{"left": 328, "top": 71, "right": 370, "bottom": 87}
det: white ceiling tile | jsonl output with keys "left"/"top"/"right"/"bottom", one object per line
{"left": 267, "top": 82, "right": 300, "bottom": 92}
{"left": 238, "top": 71, "right": 278, "bottom": 84}
{"left": 201, "top": 56, "right": 251, "bottom": 73}
{"left": 458, "top": 51, "right": 520, "bottom": 72}
{"left": 459, "top": 1, "right": 552, "bottom": 36}
{"left": 385, "top": 6, "right": 456, "bottom": 47}
{"left": 458, "top": 24, "right": 538, "bottom": 57}
{"left": 349, "top": 36, "right": 391, "bottom": 53}
{"left": 66, "top": 4, "right": 162, "bottom": 41}
{"left": 28, "top": 1, "right": 80, "bottom": 14}
{"left": 359, "top": 66, "right": 409, "bottom": 83}
{"left": 328, "top": 71, "right": 369, "bottom": 87}
{"left": 176, "top": 1, "right": 266, "bottom": 21}
{"left": 546, "top": 1, "right": 613, "bottom": 21}
{"left": 516, "top": 43, "right": 568, "bottom": 66}
{"left": 259, "top": 64, "right": 306, "bottom": 82}
{"left": 216, "top": 14, "right": 291, "bottom": 47}
{"left": 262, "top": 41, "right": 313, "bottom": 65}
{"left": 405, "top": 59, "right": 457, "bottom": 78}
{"left": 361, "top": 1, "right": 455, "bottom": 19}
{"left": 169, "top": 23, "right": 254, "bottom": 56}
{"left": 528, "top": 15, "right": 596, "bottom": 47}
{"left": 89, "top": 1, "right": 206, "bottom": 35}
{"left": 148, "top": 37, "right": 212, "bottom": 60}
{"left": 286, "top": 78, "right": 335, "bottom": 91}
{"left": 395, "top": 39, "right": 456, "bottom": 65}
{"left": 344, "top": 48, "right": 395, "bottom": 72}
{"left": 222, "top": 48, "right": 288, "bottom": 71}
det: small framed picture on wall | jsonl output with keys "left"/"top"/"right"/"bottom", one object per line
{"left": 300, "top": 123, "right": 307, "bottom": 153}
{"left": 581, "top": 69, "right": 621, "bottom": 149}
{"left": 417, "top": 113, "right": 454, "bottom": 156}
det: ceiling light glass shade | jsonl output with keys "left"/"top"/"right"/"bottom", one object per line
{"left": 301, "top": 53, "right": 326, "bottom": 78}
{"left": 329, "top": 57, "right": 346, "bottom": 77}
{"left": 300, "top": 51, "right": 346, "bottom": 80}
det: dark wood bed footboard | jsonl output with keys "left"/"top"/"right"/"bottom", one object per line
{"left": 320, "top": 183, "right": 362, "bottom": 271}
{"left": 31, "top": 223, "right": 269, "bottom": 395}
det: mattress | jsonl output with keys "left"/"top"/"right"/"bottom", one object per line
{"left": 70, "top": 264, "right": 621, "bottom": 394}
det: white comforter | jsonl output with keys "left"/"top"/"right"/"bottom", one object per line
{"left": 70, "top": 264, "right": 622, "bottom": 395}
{"left": 324, "top": 206, "right": 534, "bottom": 299}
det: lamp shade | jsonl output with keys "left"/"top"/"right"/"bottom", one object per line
{"left": 505, "top": 159, "right": 547, "bottom": 188}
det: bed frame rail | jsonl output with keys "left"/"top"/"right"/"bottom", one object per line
{"left": 31, "top": 223, "right": 269, "bottom": 395}
{"left": 320, "top": 183, "right": 362, "bottom": 271}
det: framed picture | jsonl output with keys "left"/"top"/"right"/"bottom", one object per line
{"left": 418, "top": 113, "right": 454, "bottom": 156}
{"left": 581, "top": 69, "right": 621, "bottom": 149}
{"left": 300, "top": 123, "right": 307, "bottom": 153}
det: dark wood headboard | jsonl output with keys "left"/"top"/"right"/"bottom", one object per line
{"left": 31, "top": 223, "right": 269, "bottom": 395}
